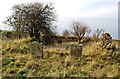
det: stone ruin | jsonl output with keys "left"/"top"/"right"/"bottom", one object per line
{"left": 29, "top": 40, "right": 83, "bottom": 59}
{"left": 100, "top": 33, "right": 116, "bottom": 51}
{"left": 69, "top": 44, "right": 83, "bottom": 58}
{"left": 30, "top": 41, "right": 43, "bottom": 58}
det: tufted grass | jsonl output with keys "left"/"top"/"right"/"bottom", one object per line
{"left": 1, "top": 37, "right": 120, "bottom": 77}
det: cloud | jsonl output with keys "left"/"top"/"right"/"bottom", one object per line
{"left": 55, "top": 1, "right": 118, "bottom": 18}
{"left": 0, "top": 0, "right": 118, "bottom": 37}
{"left": 0, "top": 0, "right": 118, "bottom": 20}
{"left": 78, "top": 4, "right": 117, "bottom": 18}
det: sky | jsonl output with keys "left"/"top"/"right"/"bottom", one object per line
{"left": 0, "top": 0, "right": 119, "bottom": 39}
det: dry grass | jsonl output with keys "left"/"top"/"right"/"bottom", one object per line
{"left": 1, "top": 37, "right": 120, "bottom": 77}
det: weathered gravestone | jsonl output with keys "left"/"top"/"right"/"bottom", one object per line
{"left": 6, "top": 32, "right": 12, "bottom": 38}
{"left": 69, "top": 44, "right": 83, "bottom": 58}
{"left": 30, "top": 41, "right": 43, "bottom": 58}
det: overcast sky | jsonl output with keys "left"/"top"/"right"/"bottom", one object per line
{"left": 0, "top": 0, "right": 119, "bottom": 39}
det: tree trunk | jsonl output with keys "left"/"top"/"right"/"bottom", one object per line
{"left": 78, "top": 37, "right": 82, "bottom": 44}
{"left": 78, "top": 39, "right": 81, "bottom": 44}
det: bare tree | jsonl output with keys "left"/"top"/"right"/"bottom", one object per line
{"left": 71, "top": 21, "right": 89, "bottom": 44}
{"left": 62, "top": 29, "right": 69, "bottom": 37}
{"left": 93, "top": 29, "right": 104, "bottom": 42}
{"left": 85, "top": 29, "right": 91, "bottom": 38}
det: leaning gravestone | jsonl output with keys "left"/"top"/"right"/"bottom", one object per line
{"left": 30, "top": 41, "right": 43, "bottom": 58}
{"left": 101, "top": 33, "right": 116, "bottom": 51}
{"left": 69, "top": 44, "right": 83, "bottom": 58}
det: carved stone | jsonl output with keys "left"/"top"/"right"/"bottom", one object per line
{"left": 30, "top": 41, "right": 43, "bottom": 58}
{"left": 69, "top": 44, "right": 83, "bottom": 58}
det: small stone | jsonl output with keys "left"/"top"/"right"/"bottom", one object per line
{"left": 69, "top": 44, "right": 83, "bottom": 58}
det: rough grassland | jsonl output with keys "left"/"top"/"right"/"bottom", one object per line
{"left": 1, "top": 37, "right": 120, "bottom": 77}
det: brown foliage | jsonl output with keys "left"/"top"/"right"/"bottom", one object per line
{"left": 62, "top": 29, "right": 69, "bottom": 37}
{"left": 71, "top": 21, "right": 90, "bottom": 43}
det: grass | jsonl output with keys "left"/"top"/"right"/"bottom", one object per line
{"left": 1, "top": 37, "right": 120, "bottom": 77}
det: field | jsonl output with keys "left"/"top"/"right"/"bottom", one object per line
{"left": 1, "top": 37, "right": 120, "bottom": 77}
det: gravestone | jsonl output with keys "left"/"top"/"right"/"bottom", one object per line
{"left": 101, "top": 33, "right": 116, "bottom": 51}
{"left": 58, "top": 40, "right": 62, "bottom": 44}
{"left": 6, "top": 32, "right": 12, "bottom": 38}
{"left": 69, "top": 44, "right": 83, "bottom": 58}
{"left": 30, "top": 41, "right": 43, "bottom": 58}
